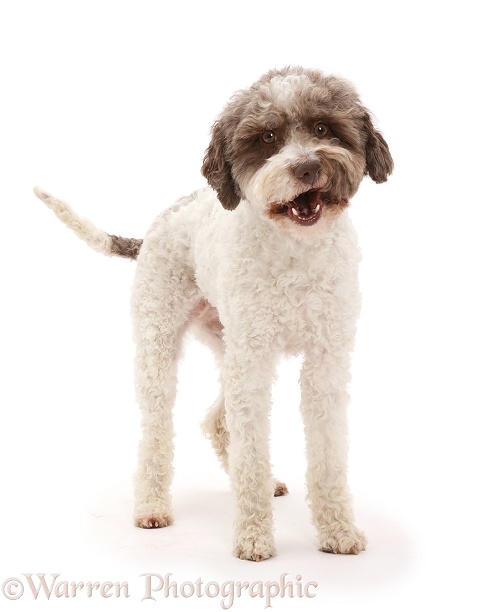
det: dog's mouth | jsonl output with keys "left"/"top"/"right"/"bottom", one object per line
{"left": 271, "top": 189, "right": 323, "bottom": 226}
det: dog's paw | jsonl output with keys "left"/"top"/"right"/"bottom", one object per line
{"left": 273, "top": 480, "right": 289, "bottom": 497}
{"left": 234, "top": 534, "right": 277, "bottom": 562}
{"left": 320, "top": 525, "right": 367, "bottom": 555}
{"left": 135, "top": 513, "right": 173, "bottom": 529}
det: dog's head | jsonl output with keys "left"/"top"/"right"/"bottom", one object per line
{"left": 202, "top": 67, "right": 393, "bottom": 234}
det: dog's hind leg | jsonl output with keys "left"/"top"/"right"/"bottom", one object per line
{"left": 201, "top": 392, "right": 229, "bottom": 472}
{"left": 132, "top": 229, "right": 199, "bottom": 529}
{"left": 189, "top": 304, "right": 230, "bottom": 474}
{"left": 202, "top": 394, "right": 288, "bottom": 496}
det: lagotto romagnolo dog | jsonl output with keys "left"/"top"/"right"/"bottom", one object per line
{"left": 34, "top": 66, "right": 393, "bottom": 561}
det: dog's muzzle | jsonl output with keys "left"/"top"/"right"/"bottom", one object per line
{"left": 270, "top": 158, "right": 324, "bottom": 226}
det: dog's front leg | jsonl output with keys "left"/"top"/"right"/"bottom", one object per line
{"left": 300, "top": 349, "right": 366, "bottom": 554}
{"left": 223, "top": 349, "right": 276, "bottom": 561}
{"left": 132, "top": 244, "right": 198, "bottom": 530}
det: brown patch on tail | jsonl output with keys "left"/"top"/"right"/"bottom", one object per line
{"left": 109, "top": 235, "right": 143, "bottom": 259}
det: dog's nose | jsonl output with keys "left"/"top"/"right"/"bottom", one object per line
{"left": 294, "top": 159, "right": 322, "bottom": 185}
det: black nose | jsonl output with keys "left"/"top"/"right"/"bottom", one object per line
{"left": 294, "top": 159, "right": 322, "bottom": 185}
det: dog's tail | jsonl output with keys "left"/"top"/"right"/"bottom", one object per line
{"left": 33, "top": 187, "right": 143, "bottom": 260}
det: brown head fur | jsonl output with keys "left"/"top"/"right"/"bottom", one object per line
{"left": 201, "top": 67, "right": 393, "bottom": 210}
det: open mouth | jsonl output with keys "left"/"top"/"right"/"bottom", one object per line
{"left": 271, "top": 189, "right": 323, "bottom": 226}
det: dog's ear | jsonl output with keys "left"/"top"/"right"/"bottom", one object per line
{"left": 201, "top": 121, "right": 241, "bottom": 210}
{"left": 363, "top": 112, "right": 394, "bottom": 183}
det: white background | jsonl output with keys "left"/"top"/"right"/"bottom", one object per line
{"left": 1, "top": 1, "right": 501, "bottom": 610}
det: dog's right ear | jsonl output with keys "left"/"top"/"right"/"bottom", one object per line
{"left": 201, "top": 121, "right": 241, "bottom": 210}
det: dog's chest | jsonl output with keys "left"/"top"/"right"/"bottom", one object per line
{"left": 261, "top": 259, "right": 340, "bottom": 350}
{"left": 191, "top": 198, "right": 360, "bottom": 354}
{"left": 224, "top": 249, "right": 354, "bottom": 354}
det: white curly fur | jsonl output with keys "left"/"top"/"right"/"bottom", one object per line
{"left": 35, "top": 67, "right": 393, "bottom": 561}
{"left": 131, "top": 189, "right": 366, "bottom": 559}
{"left": 33, "top": 187, "right": 112, "bottom": 255}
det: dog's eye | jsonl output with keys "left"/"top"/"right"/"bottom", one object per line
{"left": 262, "top": 130, "right": 276, "bottom": 144}
{"left": 314, "top": 123, "right": 329, "bottom": 138}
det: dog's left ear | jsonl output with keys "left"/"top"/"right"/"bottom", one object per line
{"left": 201, "top": 121, "right": 241, "bottom": 210}
{"left": 363, "top": 112, "right": 394, "bottom": 183}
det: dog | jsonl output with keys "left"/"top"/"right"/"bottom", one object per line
{"left": 34, "top": 66, "right": 393, "bottom": 561}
